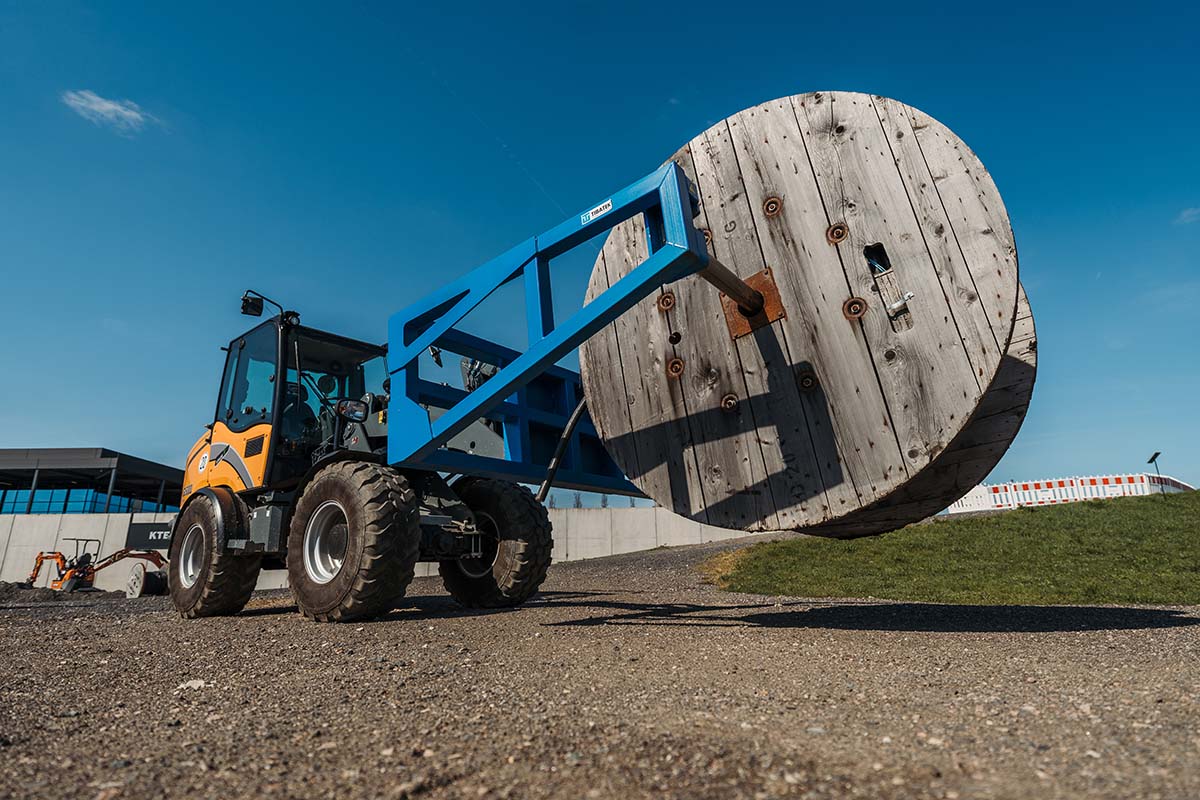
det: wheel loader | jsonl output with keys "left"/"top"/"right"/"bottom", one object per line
{"left": 172, "top": 302, "right": 559, "bottom": 622}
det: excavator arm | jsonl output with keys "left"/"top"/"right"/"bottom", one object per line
{"left": 24, "top": 552, "right": 68, "bottom": 586}
{"left": 92, "top": 549, "right": 169, "bottom": 574}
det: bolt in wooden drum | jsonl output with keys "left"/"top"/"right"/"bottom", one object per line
{"left": 580, "top": 91, "right": 1033, "bottom": 536}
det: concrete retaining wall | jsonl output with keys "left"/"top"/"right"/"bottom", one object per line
{"left": 0, "top": 512, "right": 179, "bottom": 592}
{"left": 0, "top": 508, "right": 750, "bottom": 594}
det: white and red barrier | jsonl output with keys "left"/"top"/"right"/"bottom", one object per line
{"left": 947, "top": 473, "right": 1194, "bottom": 514}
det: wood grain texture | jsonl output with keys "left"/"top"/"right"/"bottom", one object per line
{"left": 581, "top": 92, "right": 1025, "bottom": 534}
{"left": 688, "top": 124, "right": 838, "bottom": 525}
{"left": 793, "top": 92, "right": 984, "bottom": 467}
{"left": 805, "top": 283, "right": 1036, "bottom": 538}
{"left": 656, "top": 145, "right": 781, "bottom": 530}
{"left": 721, "top": 103, "right": 893, "bottom": 513}
{"left": 586, "top": 219, "right": 703, "bottom": 520}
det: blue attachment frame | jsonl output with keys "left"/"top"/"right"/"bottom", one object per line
{"left": 387, "top": 162, "right": 709, "bottom": 493}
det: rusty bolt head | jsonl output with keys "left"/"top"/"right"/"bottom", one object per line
{"left": 720, "top": 393, "right": 739, "bottom": 413}
{"left": 826, "top": 222, "right": 849, "bottom": 244}
{"left": 656, "top": 292, "right": 676, "bottom": 312}
{"left": 666, "top": 357, "right": 685, "bottom": 378}
{"left": 842, "top": 296, "right": 868, "bottom": 320}
{"left": 763, "top": 196, "right": 783, "bottom": 218}
{"left": 702, "top": 229, "right": 712, "bottom": 245}
{"left": 797, "top": 370, "right": 818, "bottom": 391}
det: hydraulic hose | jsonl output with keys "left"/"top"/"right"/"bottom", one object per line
{"left": 536, "top": 397, "right": 589, "bottom": 503}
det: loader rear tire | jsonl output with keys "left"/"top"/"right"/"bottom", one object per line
{"left": 439, "top": 478, "right": 553, "bottom": 608}
{"left": 287, "top": 461, "right": 420, "bottom": 623}
{"left": 169, "top": 495, "right": 262, "bottom": 618}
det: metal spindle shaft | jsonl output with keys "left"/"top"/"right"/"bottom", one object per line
{"left": 699, "top": 258, "right": 764, "bottom": 316}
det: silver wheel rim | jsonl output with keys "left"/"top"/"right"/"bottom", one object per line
{"left": 178, "top": 524, "right": 205, "bottom": 588}
{"left": 304, "top": 500, "right": 348, "bottom": 585}
{"left": 460, "top": 511, "right": 500, "bottom": 579}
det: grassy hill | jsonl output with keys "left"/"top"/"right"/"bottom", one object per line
{"left": 703, "top": 491, "right": 1200, "bottom": 605}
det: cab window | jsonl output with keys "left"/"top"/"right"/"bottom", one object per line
{"left": 362, "top": 355, "right": 388, "bottom": 396}
{"left": 221, "top": 323, "right": 278, "bottom": 432}
{"left": 276, "top": 328, "right": 379, "bottom": 451}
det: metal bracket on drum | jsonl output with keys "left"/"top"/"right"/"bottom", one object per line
{"left": 886, "top": 291, "right": 915, "bottom": 319}
{"left": 704, "top": 262, "right": 787, "bottom": 340}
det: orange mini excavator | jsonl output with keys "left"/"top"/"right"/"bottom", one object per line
{"left": 25, "top": 538, "right": 167, "bottom": 593}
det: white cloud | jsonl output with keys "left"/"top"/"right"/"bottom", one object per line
{"left": 1176, "top": 207, "right": 1200, "bottom": 225}
{"left": 61, "top": 89, "right": 160, "bottom": 136}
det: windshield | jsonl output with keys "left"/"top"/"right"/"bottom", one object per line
{"left": 217, "top": 321, "right": 277, "bottom": 432}
{"left": 282, "top": 328, "right": 385, "bottom": 422}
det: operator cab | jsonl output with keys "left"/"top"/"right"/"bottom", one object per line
{"left": 187, "top": 293, "right": 388, "bottom": 502}
{"left": 275, "top": 323, "right": 388, "bottom": 475}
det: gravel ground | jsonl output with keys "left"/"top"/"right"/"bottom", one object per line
{"left": 2, "top": 537, "right": 1198, "bottom": 800}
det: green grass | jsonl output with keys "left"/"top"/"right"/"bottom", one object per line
{"left": 705, "top": 492, "right": 1200, "bottom": 605}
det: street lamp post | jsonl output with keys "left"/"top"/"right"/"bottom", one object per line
{"left": 1147, "top": 451, "right": 1165, "bottom": 496}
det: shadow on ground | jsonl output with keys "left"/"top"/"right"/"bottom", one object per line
{"left": 537, "top": 596, "right": 1200, "bottom": 633}
{"left": 396, "top": 591, "right": 1200, "bottom": 634}
{"left": 10, "top": 589, "right": 1196, "bottom": 635}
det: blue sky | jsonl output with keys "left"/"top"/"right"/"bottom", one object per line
{"left": 1, "top": 1, "right": 1197, "bottom": 494}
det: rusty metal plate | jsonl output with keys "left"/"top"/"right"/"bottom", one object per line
{"left": 720, "top": 267, "right": 786, "bottom": 339}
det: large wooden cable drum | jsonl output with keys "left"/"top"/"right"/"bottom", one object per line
{"left": 580, "top": 91, "right": 1034, "bottom": 537}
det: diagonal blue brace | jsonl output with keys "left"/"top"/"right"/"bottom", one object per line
{"left": 386, "top": 162, "right": 710, "bottom": 493}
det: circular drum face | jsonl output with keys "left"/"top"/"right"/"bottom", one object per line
{"left": 580, "top": 91, "right": 1025, "bottom": 534}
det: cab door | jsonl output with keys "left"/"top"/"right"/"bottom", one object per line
{"left": 196, "top": 320, "right": 281, "bottom": 494}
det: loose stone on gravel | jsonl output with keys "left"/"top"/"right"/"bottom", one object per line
{"left": 1, "top": 538, "right": 1198, "bottom": 799}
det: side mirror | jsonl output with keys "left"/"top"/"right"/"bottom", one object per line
{"left": 241, "top": 293, "right": 264, "bottom": 317}
{"left": 335, "top": 399, "right": 368, "bottom": 423}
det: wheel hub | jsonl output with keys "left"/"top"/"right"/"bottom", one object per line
{"left": 304, "top": 500, "right": 349, "bottom": 584}
{"left": 459, "top": 511, "right": 500, "bottom": 579}
{"left": 178, "top": 524, "right": 205, "bottom": 588}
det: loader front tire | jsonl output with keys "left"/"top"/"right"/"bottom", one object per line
{"left": 287, "top": 461, "right": 420, "bottom": 623}
{"left": 169, "top": 495, "right": 262, "bottom": 618}
{"left": 439, "top": 478, "right": 552, "bottom": 608}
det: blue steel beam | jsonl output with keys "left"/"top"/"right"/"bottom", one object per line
{"left": 386, "top": 162, "right": 708, "bottom": 490}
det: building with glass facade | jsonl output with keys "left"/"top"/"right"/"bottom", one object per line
{"left": 0, "top": 448, "right": 181, "bottom": 515}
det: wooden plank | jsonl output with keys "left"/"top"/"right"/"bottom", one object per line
{"left": 578, "top": 256, "right": 643, "bottom": 482}
{"left": 793, "top": 91, "right": 985, "bottom": 471}
{"left": 723, "top": 99, "right": 909, "bottom": 509}
{"left": 684, "top": 126, "right": 835, "bottom": 525}
{"left": 586, "top": 218, "right": 705, "bottom": 520}
{"left": 653, "top": 140, "right": 784, "bottom": 530}
{"left": 907, "top": 105, "right": 1020, "bottom": 344}
{"left": 873, "top": 96, "right": 1007, "bottom": 383}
